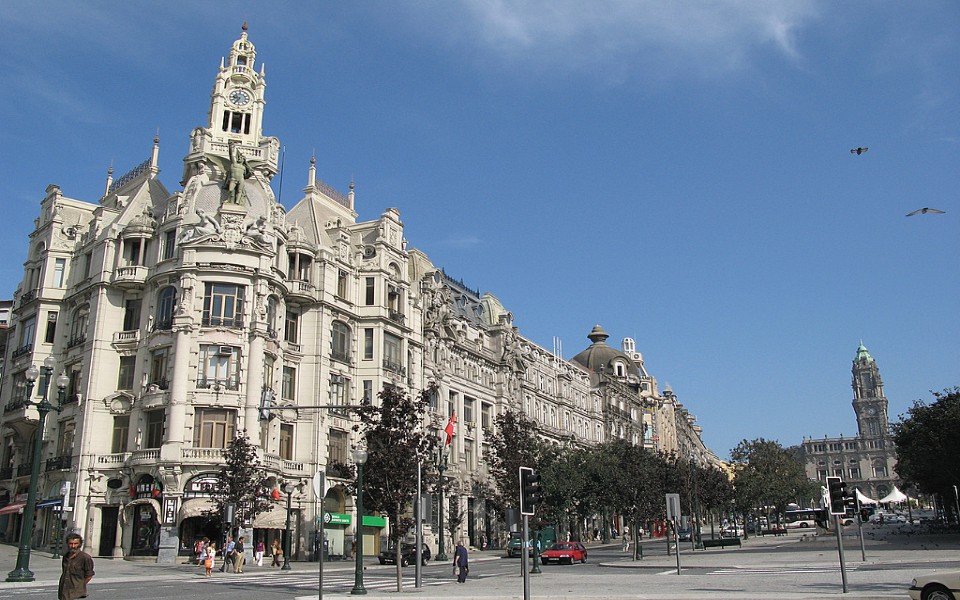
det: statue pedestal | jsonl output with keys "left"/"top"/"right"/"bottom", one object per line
{"left": 218, "top": 204, "right": 248, "bottom": 250}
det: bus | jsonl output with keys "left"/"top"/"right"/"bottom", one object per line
{"left": 784, "top": 508, "right": 825, "bottom": 529}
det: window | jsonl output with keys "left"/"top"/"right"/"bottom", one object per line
{"left": 363, "top": 328, "right": 374, "bottom": 360}
{"left": 362, "top": 380, "right": 373, "bottom": 403}
{"left": 68, "top": 307, "right": 88, "bottom": 345}
{"left": 124, "top": 238, "right": 148, "bottom": 266}
{"left": 203, "top": 283, "right": 245, "bottom": 327}
{"left": 162, "top": 229, "right": 177, "bottom": 260}
{"left": 155, "top": 287, "right": 176, "bottom": 330}
{"left": 198, "top": 345, "right": 239, "bottom": 390}
{"left": 287, "top": 253, "right": 312, "bottom": 282}
{"left": 849, "top": 467, "right": 861, "bottom": 479}
{"left": 193, "top": 408, "right": 235, "bottom": 448}
{"left": 222, "top": 111, "right": 251, "bottom": 134}
{"left": 364, "top": 277, "right": 375, "bottom": 305}
{"left": 263, "top": 356, "right": 275, "bottom": 390}
{"left": 266, "top": 296, "right": 278, "bottom": 338}
{"left": 144, "top": 409, "right": 165, "bottom": 448}
{"left": 19, "top": 316, "right": 36, "bottom": 348}
{"left": 44, "top": 311, "right": 57, "bottom": 344}
{"left": 337, "top": 270, "right": 347, "bottom": 299}
{"left": 464, "top": 440, "right": 475, "bottom": 471}
{"left": 281, "top": 366, "right": 296, "bottom": 401}
{"left": 873, "top": 465, "right": 887, "bottom": 478}
{"left": 328, "top": 429, "right": 348, "bottom": 464}
{"left": 383, "top": 333, "right": 402, "bottom": 373}
{"left": 448, "top": 391, "right": 457, "bottom": 419}
{"left": 464, "top": 397, "right": 475, "bottom": 423}
{"left": 83, "top": 252, "right": 92, "bottom": 278}
{"left": 53, "top": 258, "right": 66, "bottom": 287}
{"left": 279, "top": 424, "right": 294, "bottom": 460}
{"left": 117, "top": 356, "right": 136, "bottom": 390}
{"left": 331, "top": 321, "right": 351, "bottom": 362}
{"left": 123, "top": 299, "right": 142, "bottom": 331}
{"left": 149, "top": 348, "right": 169, "bottom": 388}
{"left": 284, "top": 308, "right": 299, "bottom": 343}
{"left": 57, "top": 420, "right": 76, "bottom": 457}
{"left": 112, "top": 415, "right": 130, "bottom": 453}
{"left": 330, "top": 374, "right": 349, "bottom": 406}
{"left": 481, "top": 403, "right": 492, "bottom": 429}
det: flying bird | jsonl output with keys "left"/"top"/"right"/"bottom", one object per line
{"left": 850, "top": 147, "right": 869, "bottom": 155}
{"left": 905, "top": 208, "right": 946, "bottom": 216}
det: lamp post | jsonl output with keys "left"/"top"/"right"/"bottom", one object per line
{"left": 350, "top": 447, "right": 368, "bottom": 596}
{"left": 281, "top": 481, "right": 295, "bottom": 570}
{"left": 7, "top": 357, "right": 68, "bottom": 583}
{"left": 435, "top": 446, "right": 448, "bottom": 562}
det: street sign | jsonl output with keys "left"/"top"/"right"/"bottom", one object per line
{"left": 665, "top": 494, "right": 681, "bottom": 521}
{"left": 312, "top": 470, "right": 326, "bottom": 499}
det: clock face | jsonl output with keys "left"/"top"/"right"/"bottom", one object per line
{"left": 229, "top": 89, "right": 251, "bottom": 106}
{"left": 866, "top": 406, "right": 876, "bottom": 416}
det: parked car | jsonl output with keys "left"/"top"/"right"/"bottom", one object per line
{"left": 378, "top": 543, "right": 430, "bottom": 567}
{"left": 908, "top": 569, "right": 960, "bottom": 600}
{"left": 540, "top": 542, "right": 587, "bottom": 565}
{"left": 676, "top": 528, "right": 693, "bottom": 541}
{"left": 721, "top": 525, "right": 743, "bottom": 538}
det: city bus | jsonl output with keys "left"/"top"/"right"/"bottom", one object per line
{"left": 784, "top": 508, "right": 825, "bottom": 529}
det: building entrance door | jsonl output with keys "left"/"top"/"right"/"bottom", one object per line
{"left": 99, "top": 506, "right": 119, "bottom": 557}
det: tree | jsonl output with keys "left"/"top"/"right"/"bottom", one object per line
{"left": 353, "top": 384, "right": 438, "bottom": 590}
{"left": 207, "top": 431, "right": 274, "bottom": 533}
{"left": 484, "top": 409, "right": 544, "bottom": 511}
{"left": 893, "top": 388, "right": 960, "bottom": 523}
{"left": 730, "top": 438, "right": 817, "bottom": 537}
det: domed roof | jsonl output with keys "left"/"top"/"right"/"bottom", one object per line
{"left": 855, "top": 341, "right": 874, "bottom": 364}
{"left": 570, "top": 325, "right": 639, "bottom": 377}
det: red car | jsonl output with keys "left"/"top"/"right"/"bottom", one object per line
{"left": 540, "top": 542, "right": 588, "bottom": 565}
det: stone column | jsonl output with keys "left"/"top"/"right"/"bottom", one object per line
{"left": 245, "top": 334, "right": 265, "bottom": 443}
{"left": 161, "top": 325, "right": 192, "bottom": 460}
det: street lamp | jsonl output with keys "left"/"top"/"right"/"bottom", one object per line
{"left": 350, "top": 447, "right": 368, "bottom": 596}
{"left": 7, "top": 357, "right": 68, "bottom": 583}
{"left": 435, "top": 446, "right": 448, "bottom": 561}
{"left": 281, "top": 481, "right": 296, "bottom": 571}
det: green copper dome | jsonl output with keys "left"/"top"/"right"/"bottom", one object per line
{"left": 855, "top": 341, "right": 874, "bottom": 363}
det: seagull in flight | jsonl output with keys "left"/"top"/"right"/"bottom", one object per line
{"left": 905, "top": 208, "right": 946, "bottom": 216}
{"left": 850, "top": 147, "right": 869, "bottom": 155}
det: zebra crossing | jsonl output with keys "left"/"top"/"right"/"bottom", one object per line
{"left": 202, "top": 571, "right": 452, "bottom": 592}
{"left": 704, "top": 564, "right": 861, "bottom": 576}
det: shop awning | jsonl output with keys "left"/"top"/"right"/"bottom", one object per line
{"left": 252, "top": 504, "right": 286, "bottom": 529}
{"left": 0, "top": 503, "right": 26, "bottom": 515}
{"left": 179, "top": 498, "right": 216, "bottom": 521}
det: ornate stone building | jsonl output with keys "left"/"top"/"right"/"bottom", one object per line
{"left": 802, "top": 343, "right": 900, "bottom": 499}
{"left": 0, "top": 27, "right": 719, "bottom": 562}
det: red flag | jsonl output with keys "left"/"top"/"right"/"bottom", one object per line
{"left": 444, "top": 412, "right": 456, "bottom": 446}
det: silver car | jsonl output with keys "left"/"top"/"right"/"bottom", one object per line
{"left": 908, "top": 570, "right": 960, "bottom": 600}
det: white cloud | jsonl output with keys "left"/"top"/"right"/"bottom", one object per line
{"left": 418, "top": 1, "right": 822, "bottom": 79}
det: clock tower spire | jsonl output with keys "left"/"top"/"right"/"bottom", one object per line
{"left": 851, "top": 342, "right": 889, "bottom": 438}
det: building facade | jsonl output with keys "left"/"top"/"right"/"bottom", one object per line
{"left": 802, "top": 343, "right": 900, "bottom": 500}
{"left": 0, "top": 27, "right": 719, "bottom": 562}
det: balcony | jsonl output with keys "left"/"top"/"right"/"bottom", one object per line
{"left": 112, "top": 265, "right": 148, "bottom": 287}
{"left": 67, "top": 333, "right": 86, "bottom": 349}
{"left": 383, "top": 359, "right": 406, "bottom": 376}
{"left": 45, "top": 455, "right": 72, "bottom": 472}
{"left": 129, "top": 449, "right": 160, "bottom": 465}
{"left": 182, "top": 448, "right": 227, "bottom": 462}
{"left": 112, "top": 329, "right": 141, "bottom": 346}
{"left": 19, "top": 289, "right": 37, "bottom": 306}
{"left": 196, "top": 378, "right": 239, "bottom": 391}
{"left": 4, "top": 396, "right": 29, "bottom": 414}
{"left": 201, "top": 316, "right": 244, "bottom": 329}
{"left": 11, "top": 343, "right": 33, "bottom": 359}
{"left": 286, "top": 279, "right": 317, "bottom": 302}
{"left": 388, "top": 311, "right": 406, "bottom": 326}
{"left": 97, "top": 453, "right": 130, "bottom": 466}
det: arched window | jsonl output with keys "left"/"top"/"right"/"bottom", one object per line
{"left": 69, "top": 305, "right": 89, "bottom": 347}
{"left": 155, "top": 287, "right": 177, "bottom": 330}
{"left": 331, "top": 321, "right": 351, "bottom": 363}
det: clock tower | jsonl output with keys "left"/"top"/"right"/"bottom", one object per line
{"left": 852, "top": 342, "right": 888, "bottom": 438}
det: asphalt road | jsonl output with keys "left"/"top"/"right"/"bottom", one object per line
{"left": 3, "top": 525, "right": 959, "bottom": 599}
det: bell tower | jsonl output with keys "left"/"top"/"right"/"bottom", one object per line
{"left": 209, "top": 23, "right": 265, "bottom": 145}
{"left": 851, "top": 342, "right": 889, "bottom": 438}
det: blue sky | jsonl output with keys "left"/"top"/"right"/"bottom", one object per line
{"left": 2, "top": 2, "right": 957, "bottom": 459}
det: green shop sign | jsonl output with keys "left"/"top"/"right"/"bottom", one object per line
{"left": 322, "top": 512, "right": 351, "bottom": 526}
{"left": 361, "top": 515, "right": 386, "bottom": 528}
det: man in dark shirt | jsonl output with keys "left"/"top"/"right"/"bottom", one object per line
{"left": 453, "top": 541, "right": 469, "bottom": 583}
{"left": 234, "top": 536, "right": 246, "bottom": 573}
{"left": 59, "top": 533, "right": 94, "bottom": 600}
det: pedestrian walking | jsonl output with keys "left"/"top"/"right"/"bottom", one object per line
{"left": 59, "top": 533, "right": 95, "bottom": 600}
{"left": 271, "top": 539, "right": 283, "bottom": 567}
{"left": 204, "top": 543, "right": 216, "bottom": 577}
{"left": 453, "top": 541, "right": 469, "bottom": 584}
{"left": 255, "top": 540, "right": 265, "bottom": 567}
{"left": 234, "top": 536, "right": 246, "bottom": 573}
{"left": 622, "top": 526, "right": 630, "bottom": 552}
{"left": 221, "top": 536, "right": 236, "bottom": 572}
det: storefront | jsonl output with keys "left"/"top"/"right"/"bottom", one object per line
{"left": 126, "top": 474, "right": 162, "bottom": 556}
{"left": 178, "top": 474, "right": 220, "bottom": 557}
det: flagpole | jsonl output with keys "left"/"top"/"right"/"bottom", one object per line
{"left": 436, "top": 412, "right": 455, "bottom": 562}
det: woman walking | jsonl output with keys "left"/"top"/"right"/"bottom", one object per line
{"left": 255, "top": 540, "right": 265, "bottom": 567}
{"left": 270, "top": 540, "right": 283, "bottom": 567}
{"left": 203, "top": 543, "right": 216, "bottom": 577}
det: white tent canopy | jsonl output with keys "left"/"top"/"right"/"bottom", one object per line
{"left": 856, "top": 489, "right": 879, "bottom": 505}
{"left": 879, "top": 486, "right": 908, "bottom": 503}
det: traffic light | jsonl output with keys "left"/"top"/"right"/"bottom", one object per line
{"left": 826, "top": 476, "right": 847, "bottom": 515}
{"left": 844, "top": 491, "right": 858, "bottom": 517}
{"left": 519, "top": 466, "right": 542, "bottom": 516}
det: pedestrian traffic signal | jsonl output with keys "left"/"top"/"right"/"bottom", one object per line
{"left": 827, "top": 476, "right": 847, "bottom": 515}
{"left": 519, "top": 466, "right": 542, "bottom": 516}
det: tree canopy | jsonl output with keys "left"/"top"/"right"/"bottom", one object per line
{"left": 208, "top": 431, "right": 274, "bottom": 529}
